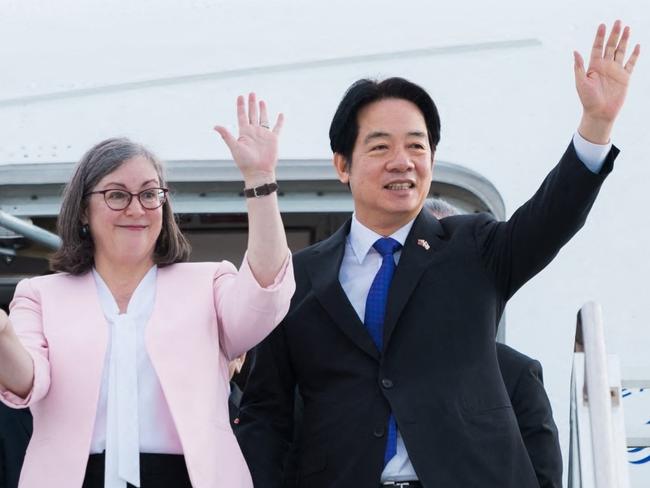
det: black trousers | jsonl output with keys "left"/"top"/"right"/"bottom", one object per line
{"left": 0, "top": 404, "right": 32, "bottom": 488}
{"left": 82, "top": 453, "right": 192, "bottom": 488}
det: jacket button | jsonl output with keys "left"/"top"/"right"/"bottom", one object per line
{"left": 373, "top": 426, "right": 385, "bottom": 438}
{"left": 381, "top": 378, "right": 394, "bottom": 389}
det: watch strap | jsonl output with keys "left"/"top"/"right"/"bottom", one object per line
{"left": 243, "top": 182, "right": 279, "bottom": 198}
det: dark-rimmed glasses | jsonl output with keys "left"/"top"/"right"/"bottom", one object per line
{"left": 84, "top": 188, "right": 169, "bottom": 211}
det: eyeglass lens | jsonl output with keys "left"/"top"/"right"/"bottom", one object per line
{"left": 104, "top": 189, "right": 165, "bottom": 210}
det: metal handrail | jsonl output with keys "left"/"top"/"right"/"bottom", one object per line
{"left": 0, "top": 210, "right": 61, "bottom": 250}
{"left": 577, "top": 302, "right": 617, "bottom": 487}
{"left": 571, "top": 301, "right": 631, "bottom": 488}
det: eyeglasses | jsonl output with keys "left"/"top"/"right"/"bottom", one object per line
{"left": 84, "top": 188, "right": 169, "bottom": 211}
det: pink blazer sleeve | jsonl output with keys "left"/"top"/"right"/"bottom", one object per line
{"left": 213, "top": 251, "right": 295, "bottom": 360}
{"left": 0, "top": 278, "right": 51, "bottom": 408}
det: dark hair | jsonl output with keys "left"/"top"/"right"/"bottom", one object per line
{"left": 50, "top": 137, "right": 191, "bottom": 274}
{"left": 329, "top": 77, "right": 441, "bottom": 167}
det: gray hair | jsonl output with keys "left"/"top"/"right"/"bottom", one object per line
{"left": 50, "top": 137, "right": 191, "bottom": 274}
{"left": 424, "top": 198, "right": 462, "bottom": 219}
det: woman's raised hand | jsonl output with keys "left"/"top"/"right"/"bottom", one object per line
{"left": 214, "top": 93, "right": 284, "bottom": 184}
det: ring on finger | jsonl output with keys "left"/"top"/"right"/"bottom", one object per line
{"left": 260, "top": 123, "right": 270, "bottom": 129}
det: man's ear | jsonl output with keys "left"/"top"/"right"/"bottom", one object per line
{"left": 333, "top": 153, "right": 350, "bottom": 184}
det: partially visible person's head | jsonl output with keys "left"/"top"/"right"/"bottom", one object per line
{"left": 50, "top": 137, "right": 190, "bottom": 274}
{"left": 424, "top": 198, "right": 461, "bottom": 219}
{"left": 329, "top": 78, "right": 441, "bottom": 236}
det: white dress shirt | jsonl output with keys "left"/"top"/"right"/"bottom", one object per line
{"left": 337, "top": 134, "right": 609, "bottom": 482}
{"left": 339, "top": 215, "right": 418, "bottom": 482}
{"left": 91, "top": 266, "right": 183, "bottom": 488}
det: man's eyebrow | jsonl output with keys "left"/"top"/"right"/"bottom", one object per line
{"left": 363, "top": 130, "right": 427, "bottom": 144}
{"left": 363, "top": 131, "right": 390, "bottom": 144}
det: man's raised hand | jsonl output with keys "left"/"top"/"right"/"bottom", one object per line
{"left": 575, "top": 20, "right": 640, "bottom": 144}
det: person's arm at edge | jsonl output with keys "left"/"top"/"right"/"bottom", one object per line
{"left": 0, "top": 311, "right": 33, "bottom": 399}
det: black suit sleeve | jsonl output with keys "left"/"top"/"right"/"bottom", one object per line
{"left": 476, "top": 142, "right": 616, "bottom": 302}
{"left": 513, "top": 360, "right": 563, "bottom": 488}
{"left": 235, "top": 325, "right": 297, "bottom": 488}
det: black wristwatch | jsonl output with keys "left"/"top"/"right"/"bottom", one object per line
{"left": 243, "top": 182, "right": 279, "bottom": 198}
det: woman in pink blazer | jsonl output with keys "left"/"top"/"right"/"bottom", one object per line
{"left": 0, "top": 94, "right": 295, "bottom": 487}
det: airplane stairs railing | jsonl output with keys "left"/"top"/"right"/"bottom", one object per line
{"left": 569, "top": 302, "right": 650, "bottom": 488}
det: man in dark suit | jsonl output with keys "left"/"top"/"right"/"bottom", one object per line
{"left": 236, "top": 22, "right": 639, "bottom": 487}
{"left": 276, "top": 199, "right": 563, "bottom": 488}
{"left": 497, "top": 344, "right": 562, "bottom": 488}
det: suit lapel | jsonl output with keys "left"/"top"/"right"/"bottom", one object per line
{"left": 307, "top": 220, "right": 381, "bottom": 361}
{"left": 383, "top": 211, "right": 446, "bottom": 348}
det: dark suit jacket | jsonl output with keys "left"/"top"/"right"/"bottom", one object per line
{"left": 236, "top": 143, "right": 616, "bottom": 488}
{"left": 0, "top": 404, "right": 32, "bottom": 488}
{"left": 496, "top": 344, "right": 562, "bottom": 488}
{"left": 276, "top": 344, "right": 562, "bottom": 488}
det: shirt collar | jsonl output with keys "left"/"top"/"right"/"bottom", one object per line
{"left": 348, "top": 213, "right": 415, "bottom": 265}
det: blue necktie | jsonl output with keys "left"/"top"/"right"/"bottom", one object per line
{"left": 364, "top": 237, "right": 402, "bottom": 466}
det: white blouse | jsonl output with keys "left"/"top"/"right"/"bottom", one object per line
{"left": 90, "top": 266, "right": 183, "bottom": 488}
